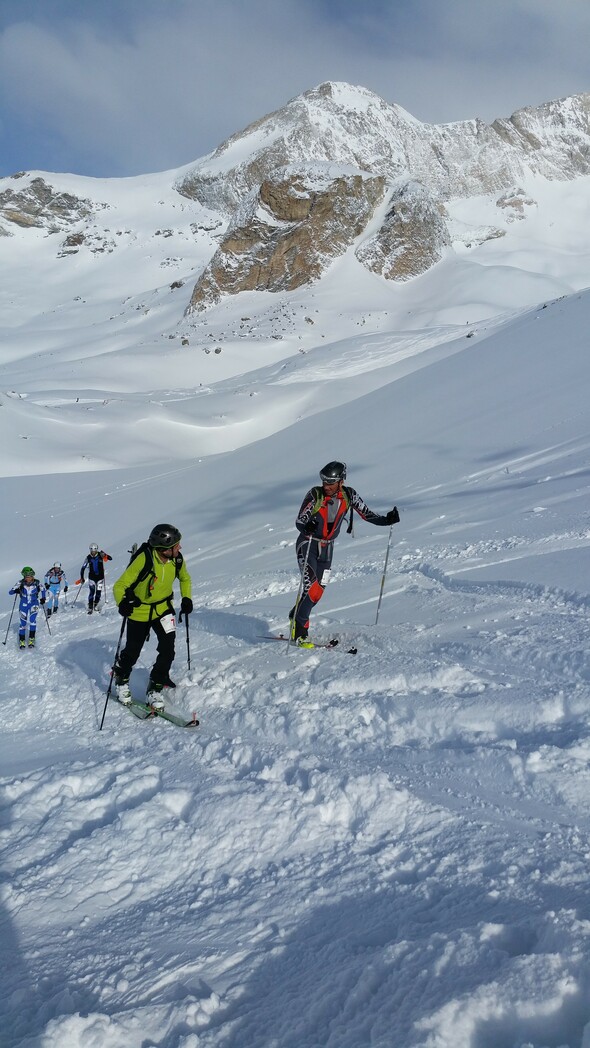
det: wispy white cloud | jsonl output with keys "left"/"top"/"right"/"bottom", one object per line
{"left": 0, "top": 0, "right": 587, "bottom": 177}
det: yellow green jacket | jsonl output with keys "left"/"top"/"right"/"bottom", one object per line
{"left": 112, "top": 550, "right": 192, "bottom": 622}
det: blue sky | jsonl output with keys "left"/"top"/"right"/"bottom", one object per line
{"left": 0, "top": 0, "right": 588, "bottom": 178}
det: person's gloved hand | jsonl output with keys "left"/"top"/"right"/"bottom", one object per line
{"left": 385, "top": 507, "right": 400, "bottom": 525}
{"left": 179, "top": 596, "right": 193, "bottom": 622}
{"left": 64, "top": 585, "right": 68, "bottom": 593}
{"left": 303, "top": 519, "right": 316, "bottom": 535}
{"left": 40, "top": 596, "right": 46, "bottom": 604}
{"left": 118, "top": 590, "right": 141, "bottom": 617}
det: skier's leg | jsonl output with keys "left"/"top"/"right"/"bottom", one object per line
{"left": 292, "top": 541, "right": 334, "bottom": 637}
{"left": 115, "top": 619, "right": 150, "bottom": 682}
{"left": 18, "top": 606, "right": 27, "bottom": 642}
{"left": 150, "top": 617, "right": 176, "bottom": 685}
{"left": 87, "top": 580, "right": 96, "bottom": 611}
{"left": 94, "top": 578, "right": 104, "bottom": 608}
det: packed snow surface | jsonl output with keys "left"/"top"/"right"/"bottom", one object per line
{"left": 1, "top": 158, "right": 590, "bottom": 1048}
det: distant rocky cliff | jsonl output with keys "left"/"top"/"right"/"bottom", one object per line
{"left": 179, "top": 82, "right": 590, "bottom": 311}
{"left": 1, "top": 82, "right": 589, "bottom": 310}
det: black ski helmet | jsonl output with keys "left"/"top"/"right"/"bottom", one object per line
{"left": 319, "top": 461, "right": 347, "bottom": 483}
{"left": 148, "top": 523, "right": 181, "bottom": 549}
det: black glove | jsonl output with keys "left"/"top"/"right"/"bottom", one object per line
{"left": 385, "top": 507, "right": 400, "bottom": 525}
{"left": 303, "top": 519, "right": 316, "bottom": 536}
{"left": 118, "top": 590, "right": 141, "bottom": 617}
{"left": 40, "top": 596, "right": 46, "bottom": 605}
{"left": 179, "top": 596, "right": 193, "bottom": 622}
{"left": 64, "top": 586, "right": 68, "bottom": 593}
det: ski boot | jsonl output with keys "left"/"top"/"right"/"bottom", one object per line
{"left": 146, "top": 679, "right": 166, "bottom": 711}
{"left": 290, "top": 617, "right": 313, "bottom": 647}
{"left": 113, "top": 674, "right": 132, "bottom": 705}
{"left": 28, "top": 635, "right": 35, "bottom": 648}
{"left": 19, "top": 637, "right": 26, "bottom": 649}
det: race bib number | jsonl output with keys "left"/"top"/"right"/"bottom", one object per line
{"left": 321, "top": 569, "right": 332, "bottom": 586}
{"left": 160, "top": 613, "right": 176, "bottom": 634}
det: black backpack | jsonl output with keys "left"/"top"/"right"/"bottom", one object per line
{"left": 126, "top": 542, "right": 184, "bottom": 595}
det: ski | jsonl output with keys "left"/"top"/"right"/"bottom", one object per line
{"left": 261, "top": 634, "right": 357, "bottom": 655}
{"left": 113, "top": 696, "right": 199, "bottom": 728}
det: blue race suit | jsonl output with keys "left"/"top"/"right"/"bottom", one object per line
{"left": 9, "top": 579, "right": 46, "bottom": 641}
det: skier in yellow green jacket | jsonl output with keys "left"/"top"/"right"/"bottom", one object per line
{"left": 112, "top": 524, "right": 192, "bottom": 708}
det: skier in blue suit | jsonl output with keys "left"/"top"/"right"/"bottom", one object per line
{"left": 44, "top": 561, "right": 68, "bottom": 617}
{"left": 9, "top": 567, "right": 46, "bottom": 648}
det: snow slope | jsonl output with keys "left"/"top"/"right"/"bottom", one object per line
{"left": 1, "top": 161, "right": 590, "bottom": 1047}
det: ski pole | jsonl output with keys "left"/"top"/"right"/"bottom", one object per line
{"left": 2, "top": 592, "right": 18, "bottom": 646}
{"left": 289, "top": 534, "right": 313, "bottom": 648}
{"left": 179, "top": 609, "right": 191, "bottom": 670}
{"left": 72, "top": 580, "right": 84, "bottom": 605}
{"left": 41, "top": 602, "right": 52, "bottom": 635}
{"left": 374, "top": 524, "right": 394, "bottom": 626}
{"left": 99, "top": 616, "right": 127, "bottom": 731}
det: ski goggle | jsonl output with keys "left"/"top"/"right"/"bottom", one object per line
{"left": 321, "top": 476, "right": 342, "bottom": 485}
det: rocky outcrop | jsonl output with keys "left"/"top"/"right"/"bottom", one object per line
{"left": 356, "top": 181, "right": 450, "bottom": 282}
{"left": 182, "top": 82, "right": 590, "bottom": 313}
{"left": 0, "top": 176, "right": 95, "bottom": 232}
{"left": 492, "top": 94, "right": 590, "bottom": 179}
{"left": 188, "top": 169, "right": 386, "bottom": 310}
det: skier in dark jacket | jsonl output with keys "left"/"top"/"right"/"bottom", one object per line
{"left": 76, "top": 543, "right": 112, "bottom": 614}
{"left": 9, "top": 567, "right": 46, "bottom": 648}
{"left": 290, "top": 461, "right": 399, "bottom": 643}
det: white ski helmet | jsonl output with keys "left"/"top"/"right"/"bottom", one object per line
{"left": 89, "top": 543, "right": 99, "bottom": 553}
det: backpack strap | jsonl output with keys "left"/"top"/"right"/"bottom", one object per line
{"left": 126, "top": 543, "right": 156, "bottom": 594}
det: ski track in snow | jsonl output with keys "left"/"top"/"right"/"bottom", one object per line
{"left": 2, "top": 527, "right": 590, "bottom": 1047}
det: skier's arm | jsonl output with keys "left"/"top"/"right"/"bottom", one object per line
{"left": 350, "top": 488, "right": 398, "bottom": 526}
{"left": 177, "top": 558, "right": 192, "bottom": 600}
{"left": 296, "top": 490, "right": 319, "bottom": 535}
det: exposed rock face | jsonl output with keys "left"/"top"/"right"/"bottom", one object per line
{"left": 0, "top": 176, "right": 95, "bottom": 233}
{"left": 3, "top": 83, "right": 590, "bottom": 308}
{"left": 180, "top": 82, "right": 590, "bottom": 311}
{"left": 491, "top": 94, "right": 590, "bottom": 178}
{"left": 189, "top": 170, "right": 386, "bottom": 310}
{"left": 356, "top": 181, "right": 450, "bottom": 282}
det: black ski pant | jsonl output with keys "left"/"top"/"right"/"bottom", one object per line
{"left": 88, "top": 578, "right": 104, "bottom": 608}
{"left": 293, "top": 536, "right": 334, "bottom": 628}
{"left": 117, "top": 616, "right": 176, "bottom": 685}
